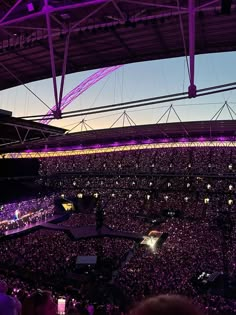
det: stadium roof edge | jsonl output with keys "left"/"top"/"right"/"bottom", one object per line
{"left": 1, "top": 120, "right": 236, "bottom": 154}
{"left": 0, "top": 115, "right": 66, "bottom": 151}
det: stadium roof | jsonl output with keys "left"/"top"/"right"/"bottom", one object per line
{"left": 1, "top": 120, "right": 236, "bottom": 153}
{"left": 0, "top": 109, "right": 65, "bottom": 149}
{"left": 0, "top": 0, "right": 235, "bottom": 91}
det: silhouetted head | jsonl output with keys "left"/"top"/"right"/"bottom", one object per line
{"left": 132, "top": 295, "right": 203, "bottom": 315}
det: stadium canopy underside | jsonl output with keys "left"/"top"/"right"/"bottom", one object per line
{"left": 1, "top": 120, "right": 236, "bottom": 154}
{"left": 0, "top": 0, "right": 235, "bottom": 93}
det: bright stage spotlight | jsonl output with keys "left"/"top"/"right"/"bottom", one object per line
{"left": 141, "top": 236, "right": 158, "bottom": 250}
{"left": 146, "top": 237, "right": 156, "bottom": 249}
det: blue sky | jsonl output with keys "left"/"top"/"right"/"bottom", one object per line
{"left": 0, "top": 51, "right": 236, "bottom": 131}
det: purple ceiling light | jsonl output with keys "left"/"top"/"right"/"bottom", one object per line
{"left": 40, "top": 65, "right": 122, "bottom": 125}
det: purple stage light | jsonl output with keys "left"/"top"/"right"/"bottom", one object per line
{"left": 218, "top": 136, "right": 226, "bottom": 141}
{"left": 199, "top": 136, "right": 206, "bottom": 142}
{"left": 179, "top": 138, "right": 188, "bottom": 142}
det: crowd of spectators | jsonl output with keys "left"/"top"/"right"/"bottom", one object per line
{"left": 58, "top": 213, "right": 96, "bottom": 227}
{"left": 116, "top": 217, "right": 236, "bottom": 314}
{"left": 0, "top": 229, "right": 133, "bottom": 283}
{"left": 39, "top": 147, "right": 236, "bottom": 176}
{"left": 0, "top": 146, "right": 236, "bottom": 314}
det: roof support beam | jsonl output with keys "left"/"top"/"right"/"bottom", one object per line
{"left": 0, "top": 1, "right": 230, "bottom": 30}
{"left": 111, "top": 0, "right": 126, "bottom": 21}
{"left": 58, "top": 32, "right": 70, "bottom": 110}
{"left": 0, "top": 0, "right": 22, "bottom": 23}
{"left": 120, "top": 0, "right": 186, "bottom": 10}
{"left": 71, "top": 1, "right": 111, "bottom": 30}
{"left": 44, "top": 0, "right": 60, "bottom": 118}
{"left": 188, "top": 0, "right": 196, "bottom": 98}
{"left": 15, "top": 126, "right": 23, "bottom": 144}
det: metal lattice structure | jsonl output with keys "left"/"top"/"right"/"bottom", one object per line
{"left": 40, "top": 65, "right": 122, "bottom": 124}
{"left": 0, "top": 0, "right": 235, "bottom": 120}
{"left": 1, "top": 119, "right": 236, "bottom": 154}
{"left": 1, "top": 140, "right": 236, "bottom": 159}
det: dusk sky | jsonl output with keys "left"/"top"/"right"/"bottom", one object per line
{"left": 0, "top": 51, "right": 236, "bottom": 132}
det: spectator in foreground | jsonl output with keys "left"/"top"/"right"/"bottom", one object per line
{"left": 22, "top": 290, "right": 56, "bottom": 315}
{"left": 132, "top": 295, "right": 204, "bottom": 315}
{"left": 0, "top": 280, "right": 18, "bottom": 315}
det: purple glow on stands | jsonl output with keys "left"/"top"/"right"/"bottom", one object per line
{"left": 112, "top": 142, "right": 120, "bottom": 147}
{"left": 91, "top": 144, "right": 101, "bottom": 149}
{"left": 40, "top": 65, "right": 122, "bottom": 125}
{"left": 179, "top": 138, "right": 188, "bottom": 142}
{"left": 218, "top": 136, "right": 226, "bottom": 141}
{"left": 161, "top": 138, "right": 169, "bottom": 143}
{"left": 142, "top": 139, "right": 153, "bottom": 144}
{"left": 199, "top": 136, "right": 206, "bottom": 142}
{"left": 18, "top": 136, "right": 236, "bottom": 156}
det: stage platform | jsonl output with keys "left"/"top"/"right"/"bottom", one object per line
{"left": 70, "top": 225, "right": 143, "bottom": 240}
{"left": 2, "top": 218, "right": 143, "bottom": 241}
{"left": 3, "top": 214, "right": 67, "bottom": 237}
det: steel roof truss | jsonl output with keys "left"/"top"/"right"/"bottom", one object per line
{"left": 0, "top": 0, "right": 22, "bottom": 24}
